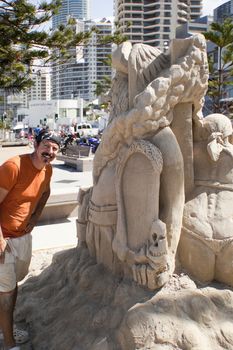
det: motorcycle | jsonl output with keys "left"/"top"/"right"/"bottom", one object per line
{"left": 60, "top": 133, "right": 76, "bottom": 154}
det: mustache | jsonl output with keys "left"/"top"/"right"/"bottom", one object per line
{"left": 41, "top": 152, "right": 53, "bottom": 159}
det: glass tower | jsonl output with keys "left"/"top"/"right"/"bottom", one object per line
{"left": 214, "top": 0, "right": 233, "bottom": 23}
{"left": 52, "top": 0, "right": 91, "bottom": 28}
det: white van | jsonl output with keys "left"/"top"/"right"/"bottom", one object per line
{"left": 12, "top": 124, "right": 29, "bottom": 139}
{"left": 76, "top": 123, "right": 93, "bottom": 136}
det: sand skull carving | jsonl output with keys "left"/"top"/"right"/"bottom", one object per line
{"left": 132, "top": 219, "right": 170, "bottom": 290}
{"left": 146, "top": 219, "right": 168, "bottom": 272}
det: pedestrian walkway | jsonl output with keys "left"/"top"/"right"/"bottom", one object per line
{"left": 51, "top": 159, "right": 93, "bottom": 190}
{"left": 32, "top": 217, "right": 78, "bottom": 250}
{"left": 36, "top": 159, "right": 92, "bottom": 251}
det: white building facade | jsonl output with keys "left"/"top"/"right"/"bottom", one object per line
{"left": 21, "top": 99, "right": 84, "bottom": 129}
{"left": 114, "top": 0, "right": 203, "bottom": 50}
{"left": 27, "top": 70, "right": 51, "bottom": 101}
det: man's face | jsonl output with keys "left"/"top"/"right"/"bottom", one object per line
{"left": 35, "top": 140, "right": 60, "bottom": 164}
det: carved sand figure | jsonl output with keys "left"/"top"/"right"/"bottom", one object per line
{"left": 12, "top": 35, "right": 233, "bottom": 350}
{"left": 77, "top": 34, "right": 209, "bottom": 290}
{"left": 178, "top": 113, "right": 233, "bottom": 286}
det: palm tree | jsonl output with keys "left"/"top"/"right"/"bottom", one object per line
{"left": 203, "top": 18, "right": 233, "bottom": 114}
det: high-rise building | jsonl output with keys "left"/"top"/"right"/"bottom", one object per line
{"left": 190, "top": 0, "right": 203, "bottom": 21}
{"left": 51, "top": 0, "right": 113, "bottom": 102}
{"left": 176, "top": 15, "right": 212, "bottom": 39}
{"left": 52, "top": 0, "right": 91, "bottom": 28}
{"left": 214, "top": 0, "right": 233, "bottom": 23}
{"left": 115, "top": 0, "right": 203, "bottom": 50}
{"left": 27, "top": 69, "right": 51, "bottom": 101}
{"left": 6, "top": 69, "right": 51, "bottom": 123}
{"left": 51, "top": 18, "right": 113, "bottom": 102}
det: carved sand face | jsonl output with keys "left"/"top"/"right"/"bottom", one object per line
{"left": 148, "top": 232, "right": 166, "bottom": 258}
{"left": 147, "top": 220, "right": 167, "bottom": 260}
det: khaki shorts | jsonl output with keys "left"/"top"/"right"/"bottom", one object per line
{"left": 0, "top": 234, "right": 32, "bottom": 292}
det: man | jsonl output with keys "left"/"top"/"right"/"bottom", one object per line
{"left": 0, "top": 130, "right": 60, "bottom": 350}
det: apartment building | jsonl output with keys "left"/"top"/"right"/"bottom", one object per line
{"left": 51, "top": 18, "right": 113, "bottom": 102}
{"left": 27, "top": 70, "right": 51, "bottom": 102}
{"left": 51, "top": 0, "right": 113, "bottom": 102}
{"left": 115, "top": 0, "right": 203, "bottom": 50}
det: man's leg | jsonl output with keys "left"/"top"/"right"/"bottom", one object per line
{"left": 0, "top": 287, "right": 17, "bottom": 349}
{"left": 0, "top": 234, "right": 32, "bottom": 348}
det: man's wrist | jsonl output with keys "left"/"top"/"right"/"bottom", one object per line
{"left": 0, "top": 225, "right": 4, "bottom": 240}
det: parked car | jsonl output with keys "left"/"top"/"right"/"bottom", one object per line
{"left": 13, "top": 126, "right": 29, "bottom": 139}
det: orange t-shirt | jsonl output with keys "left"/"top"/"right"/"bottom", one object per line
{"left": 0, "top": 154, "right": 52, "bottom": 238}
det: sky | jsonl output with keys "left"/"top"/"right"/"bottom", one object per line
{"left": 91, "top": 0, "right": 228, "bottom": 19}
{"left": 202, "top": 0, "right": 229, "bottom": 16}
{"left": 91, "top": 0, "right": 114, "bottom": 19}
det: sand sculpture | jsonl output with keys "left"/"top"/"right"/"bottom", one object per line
{"left": 77, "top": 34, "right": 212, "bottom": 290}
{"left": 178, "top": 113, "right": 233, "bottom": 286}
{"left": 15, "top": 34, "right": 233, "bottom": 350}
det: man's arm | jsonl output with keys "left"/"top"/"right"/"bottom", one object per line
{"left": 24, "top": 187, "right": 51, "bottom": 234}
{"left": 0, "top": 187, "right": 9, "bottom": 262}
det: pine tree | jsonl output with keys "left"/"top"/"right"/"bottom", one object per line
{"left": 0, "top": 0, "right": 93, "bottom": 91}
{"left": 203, "top": 18, "right": 233, "bottom": 114}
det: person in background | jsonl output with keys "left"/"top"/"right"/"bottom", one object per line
{"left": 0, "top": 129, "right": 60, "bottom": 350}
{"left": 33, "top": 125, "right": 41, "bottom": 136}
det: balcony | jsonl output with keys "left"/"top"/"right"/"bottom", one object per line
{"left": 178, "top": 9, "right": 188, "bottom": 16}
{"left": 144, "top": 0, "right": 160, "bottom": 6}
{"left": 178, "top": 2, "right": 188, "bottom": 9}
{"left": 144, "top": 21, "right": 161, "bottom": 28}
{"left": 177, "top": 17, "right": 188, "bottom": 23}
{"left": 144, "top": 6, "right": 160, "bottom": 13}
{"left": 144, "top": 12, "right": 161, "bottom": 19}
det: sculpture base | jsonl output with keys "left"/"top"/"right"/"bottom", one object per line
{"left": 15, "top": 247, "right": 233, "bottom": 350}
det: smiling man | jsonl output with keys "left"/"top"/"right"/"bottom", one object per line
{"left": 0, "top": 129, "right": 60, "bottom": 350}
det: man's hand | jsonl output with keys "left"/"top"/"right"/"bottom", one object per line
{"left": 0, "top": 187, "right": 10, "bottom": 263}
{"left": 0, "top": 224, "right": 11, "bottom": 264}
{"left": 0, "top": 237, "right": 10, "bottom": 264}
{"left": 24, "top": 222, "right": 35, "bottom": 234}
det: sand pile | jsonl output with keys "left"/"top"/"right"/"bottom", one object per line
{"left": 15, "top": 246, "right": 233, "bottom": 350}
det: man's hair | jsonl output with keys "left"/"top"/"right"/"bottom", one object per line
{"left": 35, "top": 129, "right": 61, "bottom": 147}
